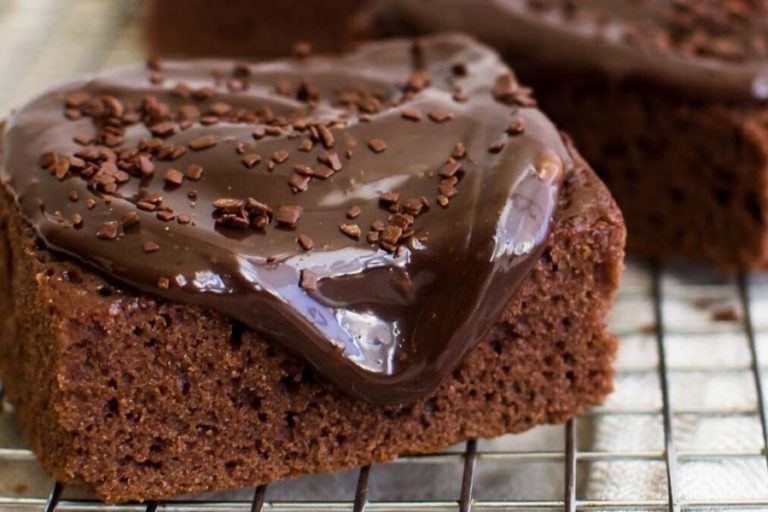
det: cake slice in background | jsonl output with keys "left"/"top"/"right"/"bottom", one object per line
{"left": 371, "top": 0, "right": 768, "bottom": 270}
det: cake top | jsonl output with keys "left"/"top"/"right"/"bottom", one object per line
{"left": 387, "top": 0, "right": 768, "bottom": 101}
{"left": 1, "top": 35, "right": 570, "bottom": 404}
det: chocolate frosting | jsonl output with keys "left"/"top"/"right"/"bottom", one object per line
{"left": 385, "top": 0, "right": 768, "bottom": 102}
{"left": 1, "top": 35, "right": 568, "bottom": 404}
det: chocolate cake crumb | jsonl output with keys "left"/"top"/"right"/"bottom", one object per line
{"left": 711, "top": 306, "right": 741, "bottom": 322}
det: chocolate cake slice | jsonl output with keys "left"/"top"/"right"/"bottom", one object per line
{"left": 376, "top": 0, "right": 768, "bottom": 270}
{"left": 0, "top": 35, "right": 624, "bottom": 502}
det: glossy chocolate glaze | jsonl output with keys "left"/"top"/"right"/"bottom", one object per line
{"left": 384, "top": 0, "right": 768, "bottom": 102}
{"left": 1, "top": 35, "right": 568, "bottom": 404}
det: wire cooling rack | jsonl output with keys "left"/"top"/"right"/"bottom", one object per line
{"left": 2, "top": 1, "right": 768, "bottom": 510}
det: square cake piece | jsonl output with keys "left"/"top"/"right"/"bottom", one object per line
{"left": 0, "top": 35, "right": 624, "bottom": 502}
{"left": 378, "top": 0, "right": 768, "bottom": 270}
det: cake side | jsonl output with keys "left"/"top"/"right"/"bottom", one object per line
{"left": 527, "top": 76, "right": 768, "bottom": 270}
{"left": 0, "top": 149, "right": 625, "bottom": 502}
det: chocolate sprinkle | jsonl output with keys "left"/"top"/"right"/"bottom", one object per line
{"left": 452, "top": 142, "right": 467, "bottom": 159}
{"left": 317, "top": 151, "right": 342, "bottom": 171}
{"left": 271, "top": 150, "right": 290, "bottom": 164}
{"left": 339, "top": 223, "right": 362, "bottom": 240}
{"left": 185, "top": 164, "right": 204, "bottom": 180}
{"left": 346, "top": 205, "right": 362, "bottom": 219}
{"left": 143, "top": 241, "right": 160, "bottom": 253}
{"left": 488, "top": 141, "right": 506, "bottom": 153}
{"left": 439, "top": 161, "right": 461, "bottom": 178}
{"left": 297, "top": 233, "right": 314, "bottom": 251}
{"left": 401, "top": 107, "right": 422, "bottom": 121}
{"left": 163, "top": 168, "right": 184, "bottom": 187}
{"left": 379, "top": 191, "right": 400, "bottom": 205}
{"left": 317, "top": 125, "right": 335, "bottom": 149}
{"left": 276, "top": 205, "right": 301, "bottom": 228}
{"left": 122, "top": 211, "right": 140, "bottom": 230}
{"left": 368, "top": 138, "right": 387, "bottom": 153}
{"left": 241, "top": 153, "right": 262, "bottom": 169}
{"left": 428, "top": 109, "right": 454, "bottom": 123}
{"left": 188, "top": 135, "right": 218, "bottom": 151}
{"left": 299, "top": 269, "right": 318, "bottom": 291}
{"left": 507, "top": 118, "right": 525, "bottom": 135}
{"left": 97, "top": 221, "right": 119, "bottom": 240}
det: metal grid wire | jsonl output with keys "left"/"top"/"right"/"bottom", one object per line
{"left": 2, "top": 1, "right": 768, "bottom": 510}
